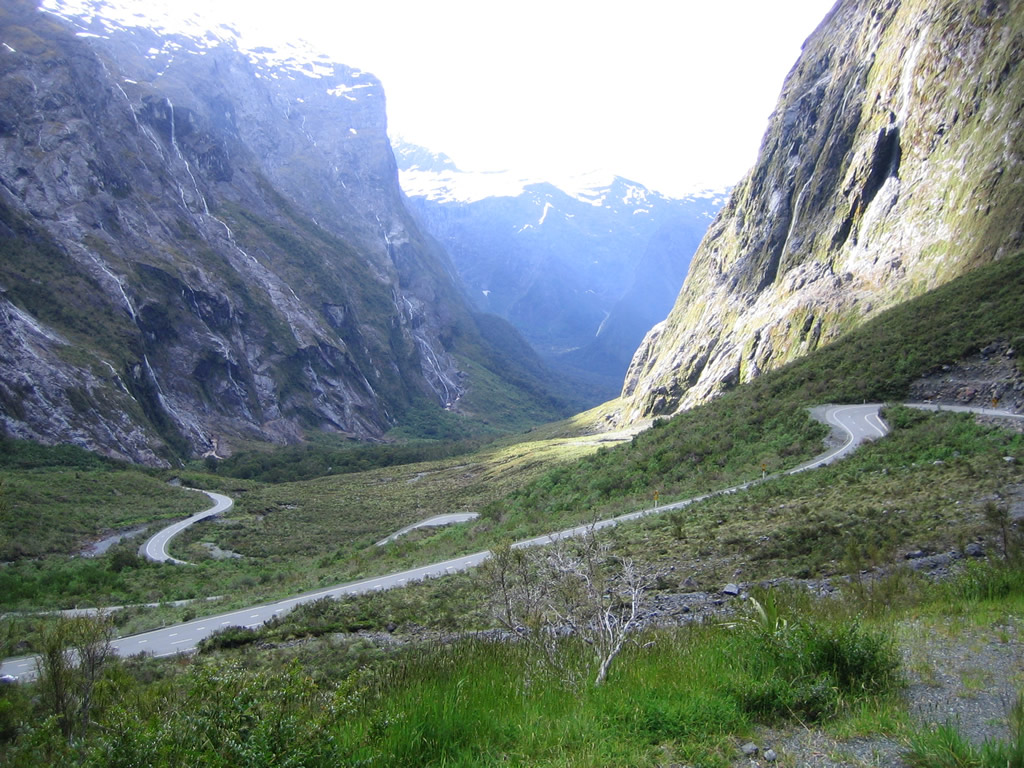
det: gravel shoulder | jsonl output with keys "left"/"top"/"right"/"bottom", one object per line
{"left": 734, "top": 611, "right": 1024, "bottom": 767}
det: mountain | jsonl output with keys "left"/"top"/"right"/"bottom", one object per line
{"left": 618, "top": 0, "right": 1024, "bottom": 422}
{"left": 0, "top": 0, "right": 571, "bottom": 465}
{"left": 395, "top": 140, "right": 726, "bottom": 402}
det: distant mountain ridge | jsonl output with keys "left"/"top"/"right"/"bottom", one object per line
{"left": 395, "top": 140, "right": 726, "bottom": 401}
{"left": 616, "top": 0, "right": 1024, "bottom": 423}
{"left": 0, "top": 0, "right": 571, "bottom": 464}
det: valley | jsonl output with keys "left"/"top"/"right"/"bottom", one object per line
{"left": 1, "top": 0, "right": 1023, "bottom": 764}
{"left": 2, "top": 252, "right": 1023, "bottom": 764}
{"left": 0, "top": 402, "right": 902, "bottom": 679}
{"left": 394, "top": 140, "right": 726, "bottom": 402}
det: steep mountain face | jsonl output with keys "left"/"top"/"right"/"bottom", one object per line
{"left": 0, "top": 1, "right": 569, "bottom": 464}
{"left": 395, "top": 141, "right": 725, "bottom": 401}
{"left": 619, "top": 0, "right": 1024, "bottom": 421}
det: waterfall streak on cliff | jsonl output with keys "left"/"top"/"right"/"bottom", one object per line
{"left": 780, "top": 179, "right": 812, "bottom": 260}
{"left": 93, "top": 257, "right": 136, "bottom": 319}
{"left": 165, "top": 98, "right": 210, "bottom": 215}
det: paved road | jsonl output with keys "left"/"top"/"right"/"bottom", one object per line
{"left": 6, "top": 402, "right": 1011, "bottom": 681}
{"left": 376, "top": 513, "right": 480, "bottom": 546}
{"left": 798, "top": 403, "right": 890, "bottom": 471}
{"left": 908, "top": 402, "right": 1024, "bottom": 420}
{"left": 510, "top": 403, "right": 893, "bottom": 549}
{"left": 141, "top": 490, "right": 233, "bottom": 564}
{"left": 0, "top": 551, "right": 494, "bottom": 679}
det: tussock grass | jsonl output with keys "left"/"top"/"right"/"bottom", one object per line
{"left": 610, "top": 406, "right": 1024, "bottom": 582}
{"left": 906, "top": 693, "right": 1024, "bottom": 768}
{"left": 0, "top": 593, "right": 908, "bottom": 767}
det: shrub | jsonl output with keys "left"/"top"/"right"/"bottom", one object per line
{"left": 197, "top": 625, "right": 259, "bottom": 653}
{"left": 945, "top": 560, "right": 1024, "bottom": 604}
{"left": 731, "top": 615, "right": 901, "bottom": 722}
{"left": 803, "top": 621, "right": 901, "bottom": 693}
{"left": 737, "top": 674, "right": 837, "bottom": 721}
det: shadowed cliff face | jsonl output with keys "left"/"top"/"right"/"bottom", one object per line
{"left": 0, "top": 1, "right": 567, "bottom": 464}
{"left": 618, "top": 0, "right": 1024, "bottom": 422}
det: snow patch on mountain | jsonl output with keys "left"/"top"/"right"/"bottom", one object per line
{"left": 42, "top": 0, "right": 376, "bottom": 92}
{"left": 396, "top": 146, "right": 729, "bottom": 209}
{"left": 400, "top": 167, "right": 537, "bottom": 203}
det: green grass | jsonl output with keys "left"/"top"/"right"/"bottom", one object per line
{"left": 38, "top": 541, "right": 1010, "bottom": 768}
{"left": 209, "top": 431, "right": 488, "bottom": 483}
{"left": 0, "top": 429, "right": 609, "bottom": 614}
{"left": 16, "top": 249, "right": 1006, "bottom": 614}
{"left": 1, "top": 394, "right": 1022, "bottom": 764}
{"left": 906, "top": 693, "right": 1024, "bottom": 768}
{"left": 0, "top": 597, "right": 906, "bottom": 767}
{"left": 754, "top": 250, "right": 1024, "bottom": 407}
{"left": 0, "top": 466, "right": 205, "bottom": 562}
{"left": 605, "top": 407, "right": 1024, "bottom": 582}
{"left": 1, "top": 379, "right": 1019, "bottom": 618}
{"left": 492, "top": 250, "right": 1024, "bottom": 534}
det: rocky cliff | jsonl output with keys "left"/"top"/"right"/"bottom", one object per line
{"left": 619, "top": 0, "right": 1024, "bottom": 421}
{"left": 0, "top": 1, "right": 568, "bottom": 464}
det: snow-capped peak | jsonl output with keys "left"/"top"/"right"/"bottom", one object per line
{"left": 41, "top": 0, "right": 376, "bottom": 92}
{"left": 393, "top": 140, "right": 728, "bottom": 206}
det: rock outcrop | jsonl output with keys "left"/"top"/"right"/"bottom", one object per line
{"left": 619, "top": 0, "right": 1024, "bottom": 421}
{"left": 0, "top": 1, "right": 568, "bottom": 464}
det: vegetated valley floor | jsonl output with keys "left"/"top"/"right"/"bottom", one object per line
{"left": 232, "top": 352, "right": 1024, "bottom": 765}
{"left": 3, "top": 346, "right": 1023, "bottom": 767}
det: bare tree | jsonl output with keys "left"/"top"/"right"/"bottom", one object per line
{"left": 37, "top": 613, "right": 115, "bottom": 743}
{"left": 483, "top": 529, "right": 649, "bottom": 687}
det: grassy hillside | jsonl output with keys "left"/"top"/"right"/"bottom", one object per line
{"left": 0, "top": 439, "right": 206, "bottom": 562}
{"left": 1, "top": 251, "right": 1021, "bottom": 616}
{"left": 487, "top": 249, "right": 1024, "bottom": 538}
{"left": 1, "top": 251, "right": 1023, "bottom": 765}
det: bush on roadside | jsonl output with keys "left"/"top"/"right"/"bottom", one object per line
{"left": 197, "top": 626, "right": 259, "bottom": 654}
{"left": 731, "top": 614, "right": 902, "bottom": 721}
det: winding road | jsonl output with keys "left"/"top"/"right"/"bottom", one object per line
{"left": 141, "top": 489, "right": 234, "bottom": 564}
{"left": 375, "top": 513, "right": 480, "bottom": 546}
{"left": 2, "top": 403, "right": 1017, "bottom": 680}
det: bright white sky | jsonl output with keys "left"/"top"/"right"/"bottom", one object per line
{"left": 263, "top": 0, "right": 840, "bottom": 195}
{"left": 56, "top": 0, "right": 839, "bottom": 197}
